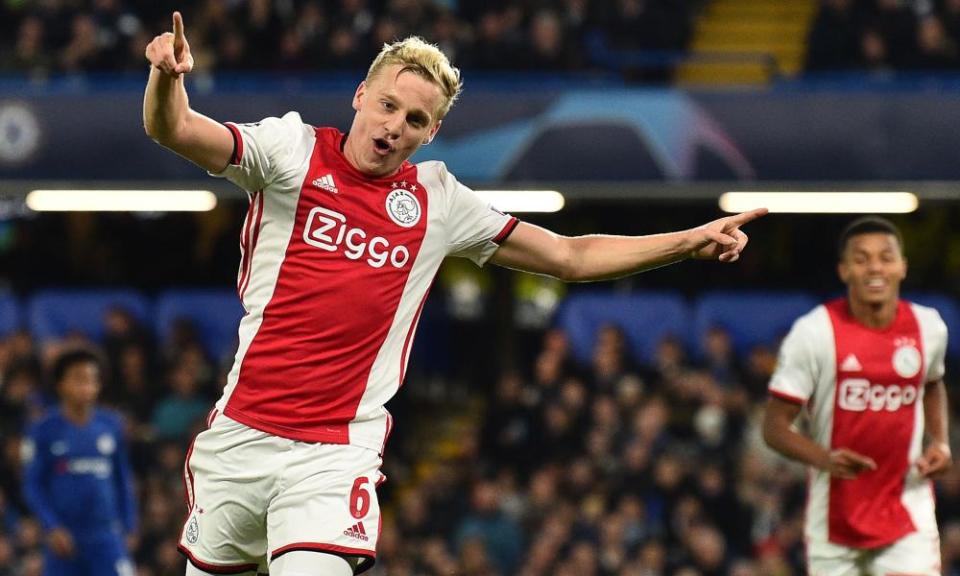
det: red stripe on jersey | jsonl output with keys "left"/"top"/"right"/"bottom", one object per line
{"left": 237, "top": 192, "right": 257, "bottom": 297}
{"left": 239, "top": 191, "right": 264, "bottom": 301}
{"left": 225, "top": 123, "right": 244, "bottom": 165}
{"left": 493, "top": 216, "right": 519, "bottom": 244}
{"left": 182, "top": 438, "right": 196, "bottom": 510}
{"left": 178, "top": 545, "right": 259, "bottom": 574}
{"left": 271, "top": 542, "right": 376, "bottom": 561}
{"left": 227, "top": 129, "right": 428, "bottom": 444}
{"left": 825, "top": 299, "right": 921, "bottom": 548}
{"left": 380, "top": 411, "right": 393, "bottom": 456}
{"left": 769, "top": 389, "right": 806, "bottom": 405}
{"left": 398, "top": 280, "right": 434, "bottom": 389}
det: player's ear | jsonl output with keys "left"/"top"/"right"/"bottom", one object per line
{"left": 423, "top": 120, "right": 442, "bottom": 145}
{"left": 352, "top": 81, "right": 367, "bottom": 113}
{"left": 837, "top": 260, "right": 850, "bottom": 283}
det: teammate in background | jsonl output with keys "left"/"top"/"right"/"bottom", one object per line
{"left": 143, "top": 12, "right": 766, "bottom": 576}
{"left": 21, "top": 348, "right": 137, "bottom": 576}
{"left": 763, "top": 216, "right": 951, "bottom": 575}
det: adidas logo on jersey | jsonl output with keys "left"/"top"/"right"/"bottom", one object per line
{"left": 840, "top": 354, "right": 862, "bottom": 372}
{"left": 312, "top": 174, "right": 338, "bottom": 194}
{"left": 343, "top": 522, "right": 369, "bottom": 542}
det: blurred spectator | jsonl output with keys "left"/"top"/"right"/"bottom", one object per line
{"left": 150, "top": 361, "right": 209, "bottom": 441}
{"left": 0, "top": 16, "right": 54, "bottom": 77}
{"left": 914, "top": 14, "right": 959, "bottom": 68}
{"left": 455, "top": 479, "right": 523, "bottom": 575}
{"left": 806, "top": 0, "right": 868, "bottom": 71}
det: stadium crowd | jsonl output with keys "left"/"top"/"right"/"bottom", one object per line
{"left": 806, "top": 0, "right": 960, "bottom": 72}
{"left": 5, "top": 0, "right": 960, "bottom": 79}
{"left": 0, "top": 306, "right": 958, "bottom": 574}
{"left": 0, "top": 0, "right": 695, "bottom": 78}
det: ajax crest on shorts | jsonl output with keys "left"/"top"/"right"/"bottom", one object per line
{"left": 186, "top": 515, "right": 200, "bottom": 544}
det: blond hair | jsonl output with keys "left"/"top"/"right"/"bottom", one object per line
{"left": 366, "top": 37, "right": 462, "bottom": 120}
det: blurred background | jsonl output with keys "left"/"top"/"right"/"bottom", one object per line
{"left": 2, "top": 0, "right": 960, "bottom": 574}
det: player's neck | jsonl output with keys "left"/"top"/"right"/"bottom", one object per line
{"left": 847, "top": 296, "right": 898, "bottom": 329}
{"left": 62, "top": 403, "right": 94, "bottom": 425}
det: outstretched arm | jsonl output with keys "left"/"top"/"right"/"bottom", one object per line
{"left": 143, "top": 11, "right": 234, "bottom": 173}
{"left": 490, "top": 208, "right": 767, "bottom": 282}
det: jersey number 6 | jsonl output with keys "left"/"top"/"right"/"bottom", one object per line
{"left": 350, "top": 477, "right": 371, "bottom": 519}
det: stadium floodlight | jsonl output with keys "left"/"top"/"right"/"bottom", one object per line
{"left": 719, "top": 192, "right": 918, "bottom": 214}
{"left": 475, "top": 190, "right": 565, "bottom": 213}
{"left": 26, "top": 190, "right": 218, "bottom": 212}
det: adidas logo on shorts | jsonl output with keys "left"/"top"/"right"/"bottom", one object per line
{"left": 343, "top": 522, "right": 369, "bottom": 542}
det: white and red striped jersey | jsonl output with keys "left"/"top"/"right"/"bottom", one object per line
{"left": 211, "top": 112, "right": 518, "bottom": 452}
{"left": 769, "top": 298, "right": 948, "bottom": 549}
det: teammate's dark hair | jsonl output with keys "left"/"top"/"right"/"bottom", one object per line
{"left": 837, "top": 216, "right": 904, "bottom": 260}
{"left": 52, "top": 348, "right": 102, "bottom": 386}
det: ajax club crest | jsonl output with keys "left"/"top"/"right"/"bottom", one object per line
{"left": 186, "top": 515, "right": 200, "bottom": 544}
{"left": 386, "top": 181, "right": 420, "bottom": 228}
{"left": 892, "top": 342, "right": 921, "bottom": 379}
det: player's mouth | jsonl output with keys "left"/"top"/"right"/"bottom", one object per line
{"left": 865, "top": 277, "right": 887, "bottom": 291}
{"left": 373, "top": 137, "right": 393, "bottom": 156}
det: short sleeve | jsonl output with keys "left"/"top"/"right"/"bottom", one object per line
{"left": 768, "top": 315, "right": 821, "bottom": 405}
{"left": 441, "top": 165, "right": 518, "bottom": 266}
{"left": 210, "top": 111, "right": 308, "bottom": 193}
{"left": 926, "top": 311, "right": 948, "bottom": 383}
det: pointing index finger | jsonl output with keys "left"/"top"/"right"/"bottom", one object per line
{"left": 173, "top": 11, "right": 185, "bottom": 41}
{"left": 728, "top": 207, "right": 768, "bottom": 227}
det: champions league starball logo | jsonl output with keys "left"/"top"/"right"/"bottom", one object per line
{"left": 386, "top": 182, "right": 420, "bottom": 228}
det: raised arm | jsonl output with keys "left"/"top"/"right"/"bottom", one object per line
{"left": 490, "top": 208, "right": 767, "bottom": 281}
{"left": 143, "top": 11, "right": 234, "bottom": 173}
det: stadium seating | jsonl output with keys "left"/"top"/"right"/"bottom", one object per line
{"left": 0, "top": 293, "right": 19, "bottom": 337}
{"left": 556, "top": 291, "right": 691, "bottom": 366}
{"left": 21, "top": 289, "right": 960, "bottom": 366}
{"left": 27, "top": 289, "right": 151, "bottom": 343}
{"left": 154, "top": 289, "right": 244, "bottom": 363}
{"left": 692, "top": 290, "right": 818, "bottom": 359}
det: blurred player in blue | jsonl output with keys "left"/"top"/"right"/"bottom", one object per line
{"left": 21, "top": 348, "right": 137, "bottom": 576}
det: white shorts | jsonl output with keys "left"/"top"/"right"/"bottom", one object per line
{"left": 807, "top": 528, "right": 941, "bottom": 576}
{"left": 177, "top": 412, "right": 384, "bottom": 575}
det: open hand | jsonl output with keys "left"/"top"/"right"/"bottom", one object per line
{"left": 688, "top": 208, "right": 768, "bottom": 263}
{"left": 145, "top": 11, "right": 194, "bottom": 77}
{"left": 917, "top": 441, "right": 952, "bottom": 478}
{"left": 48, "top": 527, "right": 75, "bottom": 558}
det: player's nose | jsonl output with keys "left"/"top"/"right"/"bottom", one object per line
{"left": 384, "top": 116, "right": 403, "bottom": 139}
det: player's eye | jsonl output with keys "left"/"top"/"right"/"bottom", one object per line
{"left": 381, "top": 100, "right": 395, "bottom": 111}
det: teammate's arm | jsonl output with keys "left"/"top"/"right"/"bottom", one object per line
{"left": 490, "top": 209, "right": 766, "bottom": 281}
{"left": 21, "top": 430, "right": 75, "bottom": 557}
{"left": 763, "top": 397, "right": 877, "bottom": 479}
{"left": 917, "top": 378, "right": 952, "bottom": 478}
{"left": 143, "top": 11, "right": 234, "bottom": 173}
{"left": 112, "top": 419, "right": 139, "bottom": 544}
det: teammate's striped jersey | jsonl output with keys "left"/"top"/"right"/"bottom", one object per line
{"left": 769, "top": 298, "right": 948, "bottom": 549}
{"left": 212, "top": 112, "right": 518, "bottom": 452}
